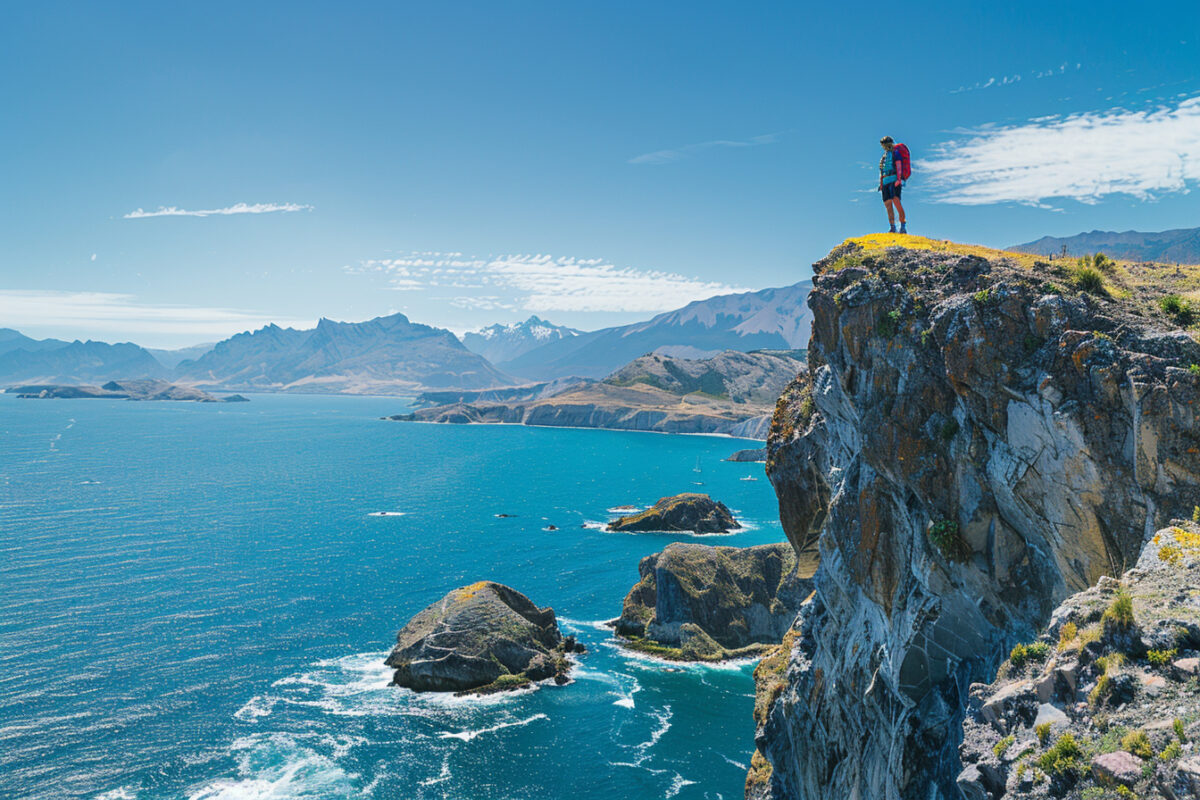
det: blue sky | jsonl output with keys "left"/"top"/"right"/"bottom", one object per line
{"left": 2, "top": 1, "right": 1198, "bottom": 347}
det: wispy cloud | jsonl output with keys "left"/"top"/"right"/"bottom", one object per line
{"left": 951, "top": 62, "right": 1081, "bottom": 94}
{"left": 0, "top": 290, "right": 312, "bottom": 339}
{"left": 123, "top": 202, "right": 312, "bottom": 219}
{"left": 921, "top": 94, "right": 1200, "bottom": 206}
{"left": 347, "top": 253, "right": 749, "bottom": 313}
{"left": 628, "top": 133, "right": 780, "bottom": 165}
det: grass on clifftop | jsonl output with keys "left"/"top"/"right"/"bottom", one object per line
{"left": 836, "top": 233, "right": 1200, "bottom": 340}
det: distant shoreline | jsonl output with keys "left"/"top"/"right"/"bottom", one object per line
{"left": 387, "top": 417, "right": 766, "bottom": 442}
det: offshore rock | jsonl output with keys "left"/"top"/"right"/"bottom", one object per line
{"left": 607, "top": 493, "right": 741, "bottom": 534}
{"left": 753, "top": 237, "right": 1200, "bottom": 800}
{"left": 615, "top": 542, "right": 810, "bottom": 661}
{"left": 386, "top": 581, "right": 574, "bottom": 694}
{"left": 958, "top": 523, "right": 1200, "bottom": 798}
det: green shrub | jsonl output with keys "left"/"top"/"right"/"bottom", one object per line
{"left": 1121, "top": 729, "right": 1153, "bottom": 760}
{"left": 1010, "top": 641, "right": 1051, "bottom": 669}
{"left": 1116, "top": 786, "right": 1137, "bottom": 799}
{"left": 1073, "top": 266, "right": 1107, "bottom": 295}
{"left": 1161, "top": 739, "right": 1183, "bottom": 761}
{"left": 1193, "top": 506, "right": 1200, "bottom": 524}
{"left": 877, "top": 309, "right": 903, "bottom": 338}
{"left": 1089, "top": 673, "right": 1112, "bottom": 707}
{"left": 1175, "top": 718, "right": 1187, "bottom": 742}
{"left": 1036, "top": 722, "right": 1052, "bottom": 745}
{"left": 972, "top": 288, "right": 992, "bottom": 305}
{"left": 1161, "top": 294, "right": 1196, "bottom": 326}
{"left": 994, "top": 734, "right": 1015, "bottom": 758}
{"left": 1037, "top": 732, "right": 1086, "bottom": 779}
{"left": 1102, "top": 590, "right": 1135, "bottom": 632}
{"left": 1148, "top": 648, "right": 1177, "bottom": 667}
{"left": 1058, "top": 621, "right": 1078, "bottom": 650}
{"left": 1190, "top": 364, "right": 1200, "bottom": 376}
{"left": 1092, "top": 252, "right": 1116, "bottom": 272}
{"left": 928, "top": 519, "right": 967, "bottom": 560}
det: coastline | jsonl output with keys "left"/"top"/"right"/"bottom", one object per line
{"left": 385, "top": 417, "right": 767, "bottom": 443}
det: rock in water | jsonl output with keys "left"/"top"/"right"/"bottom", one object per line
{"left": 385, "top": 581, "right": 574, "bottom": 694}
{"left": 606, "top": 493, "right": 740, "bottom": 534}
{"left": 615, "top": 542, "right": 809, "bottom": 661}
{"left": 726, "top": 447, "right": 767, "bottom": 463}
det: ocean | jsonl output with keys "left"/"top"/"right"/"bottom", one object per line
{"left": 0, "top": 392, "right": 786, "bottom": 800}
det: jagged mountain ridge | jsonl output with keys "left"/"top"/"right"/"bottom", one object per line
{"left": 176, "top": 312, "right": 514, "bottom": 393}
{"left": 461, "top": 316, "right": 580, "bottom": 364}
{"left": 1012, "top": 226, "right": 1200, "bottom": 264}
{"left": 0, "top": 338, "right": 167, "bottom": 384}
{"left": 497, "top": 281, "right": 813, "bottom": 380}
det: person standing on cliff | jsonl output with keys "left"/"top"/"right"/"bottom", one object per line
{"left": 879, "top": 136, "right": 907, "bottom": 234}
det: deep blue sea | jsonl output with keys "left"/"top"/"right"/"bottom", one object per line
{"left": 0, "top": 393, "right": 785, "bottom": 800}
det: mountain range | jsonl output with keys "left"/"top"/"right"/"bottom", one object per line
{"left": 0, "top": 280, "right": 815, "bottom": 392}
{"left": 1011, "top": 226, "right": 1200, "bottom": 264}
{"left": 460, "top": 316, "right": 580, "bottom": 364}
{"left": 496, "top": 281, "right": 813, "bottom": 380}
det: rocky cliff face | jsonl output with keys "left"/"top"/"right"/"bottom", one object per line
{"left": 753, "top": 236, "right": 1200, "bottom": 800}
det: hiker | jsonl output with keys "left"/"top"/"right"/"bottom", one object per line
{"left": 879, "top": 136, "right": 908, "bottom": 234}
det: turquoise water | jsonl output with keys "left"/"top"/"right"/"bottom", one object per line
{"left": 0, "top": 393, "right": 784, "bottom": 800}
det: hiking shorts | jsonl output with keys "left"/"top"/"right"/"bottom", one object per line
{"left": 882, "top": 182, "right": 902, "bottom": 201}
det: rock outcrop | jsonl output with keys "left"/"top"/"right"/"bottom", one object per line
{"left": 386, "top": 581, "right": 579, "bottom": 695}
{"left": 958, "top": 522, "right": 1200, "bottom": 799}
{"left": 607, "top": 493, "right": 741, "bottom": 534}
{"left": 8, "top": 379, "right": 247, "bottom": 402}
{"left": 727, "top": 447, "right": 767, "bottom": 463}
{"left": 752, "top": 235, "right": 1200, "bottom": 800}
{"left": 615, "top": 542, "right": 809, "bottom": 661}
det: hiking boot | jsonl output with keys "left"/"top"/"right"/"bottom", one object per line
{"left": 900, "top": 223, "right": 907, "bottom": 234}
{"left": 889, "top": 225, "right": 897, "bottom": 233}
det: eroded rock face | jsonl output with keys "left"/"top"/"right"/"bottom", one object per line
{"left": 607, "top": 493, "right": 741, "bottom": 534}
{"left": 386, "top": 581, "right": 572, "bottom": 694}
{"left": 754, "top": 243, "right": 1200, "bottom": 800}
{"left": 958, "top": 523, "right": 1200, "bottom": 799}
{"left": 615, "top": 542, "right": 810, "bottom": 660}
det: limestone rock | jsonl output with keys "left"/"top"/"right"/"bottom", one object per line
{"left": 615, "top": 542, "right": 809, "bottom": 661}
{"left": 385, "top": 581, "right": 573, "bottom": 694}
{"left": 1091, "top": 751, "right": 1142, "bottom": 787}
{"left": 607, "top": 493, "right": 740, "bottom": 534}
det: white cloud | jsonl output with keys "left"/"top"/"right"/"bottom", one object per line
{"left": 921, "top": 95, "right": 1200, "bottom": 205}
{"left": 124, "top": 202, "right": 312, "bottom": 219}
{"left": 629, "top": 133, "right": 780, "bottom": 165}
{"left": 450, "top": 296, "right": 516, "bottom": 311}
{"left": 0, "top": 290, "right": 312, "bottom": 339}
{"left": 90, "top": 253, "right": 97, "bottom": 261}
{"left": 349, "top": 253, "right": 749, "bottom": 313}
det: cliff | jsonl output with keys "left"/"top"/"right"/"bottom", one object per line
{"left": 752, "top": 235, "right": 1200, "bottom": 800}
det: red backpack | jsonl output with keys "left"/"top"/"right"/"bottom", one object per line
{"left": 894, "top": 143, "right": 912, "bottom": 181}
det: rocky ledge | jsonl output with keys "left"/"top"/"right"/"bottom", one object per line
{"left": 958, "top": 522, "right": 1200, "bottom": 800}
{"left": 615, "top": 542, "right": 809, "bottom": 661}
{"left": 752, "top": 235, "right": 1200, "bottom": 800}
{"left": 607, "top": 493, "right": 740, "bottom": 534}
{"left": 385, "top": 581, "right": 583, "bottom": 695}
{"left": 726, "top": 447, "right": 767, "bottom": 463}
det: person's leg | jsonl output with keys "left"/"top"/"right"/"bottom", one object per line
{"left": 884, "top": 198, "right": 896, "bottom": 229}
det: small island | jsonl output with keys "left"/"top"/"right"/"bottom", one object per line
{"left": 385, "top": 581, "right": 583, "bottom": 695}
{"left": 8, "top": 379, "right": 248, "bottom": 403}
{"left": 607, "top": 493, "right": 741, "bottom": 534}
{"left": 614, "top": 542, "right": 808, "bottom": 661}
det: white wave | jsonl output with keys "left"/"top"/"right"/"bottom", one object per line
{"left": 601, "top": 639, "right": 757, "bottom": 671}
{"left": 665, "top": 773, "right": 697, "bottom": 798}
{"left": 606, "top": 506, "right": 640, "bottom": 514}
{"left": 418, "top": 754, "right": 453, "bottom": 787}
{"left": 436, "top": 712, "right": 548, "bottom": 742}
{"left": 580, "top": 521, "right": 607, "bottom": 530}
{"left": 94, "top": 789, "right": 137, "bottom": 800}
{"left": 557, "top": 616, "right": 615, "bottom": 633}
{"left": 186, "top": 733, "right": 363, "bottom": 800}
{"left": 366, "top": 511, "right": 406, "bottom": 517}
{"left": 719, "top": 753, "right": 748, "bottom": 770}
{"left": 233, "top": 695, "right": 276, "bottom": 722}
